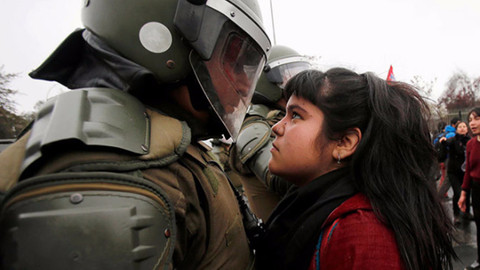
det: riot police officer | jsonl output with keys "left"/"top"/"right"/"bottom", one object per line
{"left": 0, "top": 0, "right": 270, "bottom": 269}
{"left": 229, "top": 45, "right": 311, "bottom": 221}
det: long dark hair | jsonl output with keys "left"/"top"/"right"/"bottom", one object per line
{"left": 284, "top": 68, "right": 456, "bottom": 270}
{"left": 468, "top": 107, "right": 480, "bottom": 120}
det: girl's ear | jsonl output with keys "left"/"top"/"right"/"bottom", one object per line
{"left": 332, "top": 127, "right": 362, "bottom": 162}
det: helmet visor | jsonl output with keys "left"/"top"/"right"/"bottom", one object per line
{"left": 190, "top": 22, "right": 266, "bottom": 140}
{"left": 266, "top": 61, "right": 312, "bottom": 89}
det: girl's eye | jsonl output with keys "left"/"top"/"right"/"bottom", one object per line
{"left": 292, "top": 112, "right": 301, "bottom": 119}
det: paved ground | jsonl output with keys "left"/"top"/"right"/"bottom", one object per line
{"left": 444, "top": 194, "right": 477, "bottom": 270}
{"left": 452, "top": 214, "right": 476, "bottom": 269}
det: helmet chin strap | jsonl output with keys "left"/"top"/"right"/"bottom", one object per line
{"left": 186, "top": 71, "right": 210, "bottom": 111}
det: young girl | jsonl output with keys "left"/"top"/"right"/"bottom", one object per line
{"left": 459, "top": 108, "right": 480, "bottom": 270}
{"left": 255, "top": 68, "right": 456, "bottom": 270}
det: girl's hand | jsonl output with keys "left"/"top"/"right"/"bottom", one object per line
{"left": 458, "top": 190, "right": 467, "bottom": 212}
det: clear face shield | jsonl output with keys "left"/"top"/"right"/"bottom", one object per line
{"left": 266, "top": 61, "right": 312, "bottom": 89}
{"left": 190, "top": 21, "right": 266, "bottom": 140}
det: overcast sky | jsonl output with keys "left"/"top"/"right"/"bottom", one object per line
{"left": 1, "top": 0, "right": 479, "bottom": 113}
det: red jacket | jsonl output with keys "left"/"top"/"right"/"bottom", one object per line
{"left": 309, "top": 193, "right": 405, "bottom": 270}
{"left": 462, "top": 137, "right": 480, "bottom": 190}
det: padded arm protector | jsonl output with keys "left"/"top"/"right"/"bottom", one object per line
{"left": 234, "top": 104, "right": 292, "bottom": 195}
{"left": 0, "top": 172, "right": 176, "bottom": 270}
{"left": 236, "top": 120, "right": 271, "bottom": 165}
{"left": 235, "top": 120, "right": 292, "bottom": 195}
{"left": 21, "top": 88, "right": 150, "bottom": 178}
{"left": 244, "top": 139, "right": 273, "bottom": 185}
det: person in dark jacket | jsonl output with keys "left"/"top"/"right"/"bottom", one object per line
{"left": 434, "top": 119, "right": 458, "bottom": 145}
{"left": 254, "top": 69, "right": 456, "bottom": 270}
{"left": 436, "top": 118, "right": 460, "bottom": 197}
{"left": 438, "top": 121, "right": 471, "bottom": 223}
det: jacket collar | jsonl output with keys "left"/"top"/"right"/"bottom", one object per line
{"left": 323, "top": 193, "right": 373, "bottom": 227}
{"left": 256, "top": 167, "right": 358, "bottom": 270}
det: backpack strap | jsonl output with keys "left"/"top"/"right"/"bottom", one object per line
{"left": 311, "top": 218, "right": 341, "bottom": 270}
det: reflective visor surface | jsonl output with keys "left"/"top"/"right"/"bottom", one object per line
{"left": 266, "top": 61, "right": 312, "bottom": 89}
{"left": 190, "top": 22, "right": 265, "bottom": 140}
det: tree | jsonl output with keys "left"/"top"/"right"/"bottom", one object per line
{"left": 410, "top": 75, "right": 446, "bottom": 129}
{"left": 0, "top": 66, "right": 18, "bottom": 113}
{"left": 438, "top": 71, "right": 479, "bottom": 111}
{"left": 0, "top": 66, "right": 29, "bottom": 138}
{"left": 410, "top": 75, "right": 436, "bottom": 98}
{"left": 21, "top": 100, "right": 45, "bottom": 123}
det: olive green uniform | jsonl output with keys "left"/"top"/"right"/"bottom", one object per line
{"left": 0, "top": 107, "right": 253, "bottom": 269}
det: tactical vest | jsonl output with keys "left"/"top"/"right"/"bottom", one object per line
{"left": 0, "top": 88, "right": 253, "bottom": 269}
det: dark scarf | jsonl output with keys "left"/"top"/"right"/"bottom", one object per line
{"left": 255, "top": 167, "right": 358, "bottom": 270}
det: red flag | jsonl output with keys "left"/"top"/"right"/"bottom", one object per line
{"left": 386, "top": 65, "right": 395, "bottom": 81}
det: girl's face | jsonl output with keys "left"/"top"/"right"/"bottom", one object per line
{"left": 456, "top": 122, "right": 468, "bottom": 135}
{"left": 469, "top": 112, "right": 480, "bottom": 136}
{"left": 269, "top": 95, "right": 337, "bottom": 186}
